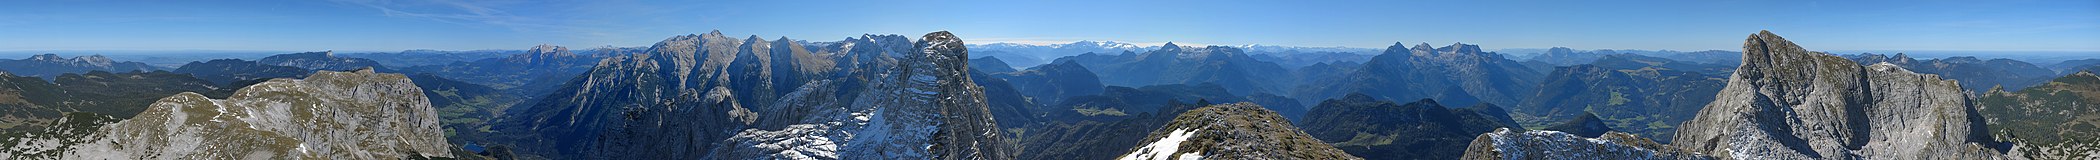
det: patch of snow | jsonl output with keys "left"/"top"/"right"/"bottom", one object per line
{"left": 1119, "top": 128, "right": 1201, "bottom": 160}
{"left": 1177, "top": 152, "right": 1203, "bottom": 160}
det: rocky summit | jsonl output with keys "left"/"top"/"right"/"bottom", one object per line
{"left": 4, "top": 68, "right": 452, "bottom": 159}
{"left": 1117, "top": 102, "right": 1360, "bottom": 160}
{"left": 1459, "top": 30, "right": 2021, "bottom": 160}
{"left": 1669, "top": 30, "right": 2011, "bottom": 159}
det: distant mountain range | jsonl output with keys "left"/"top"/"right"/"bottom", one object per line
{"left": 1056, "top": 42, "right": 1295, "bottom": 96}
{"left": 1849, "top": 53, "right": 2057, "bottom": 92}
{"left": 0, "top": 54, "right": 161, "bottom": 79}
{"left": 1295, "top": 42, "right": 1544, "bottom": 108}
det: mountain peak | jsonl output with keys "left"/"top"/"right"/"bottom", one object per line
{"left": 1385, "top": 42, "right": 1409, "bottom": 51}
{"left": 28, "top": 54, "right": 63, "bottom": 61}
{"left": 1411, "top": 43, "right": 1437, "bottom": 53}
{"left": 1541, "top": 112, "right": 1613, "bottom": 138}
{"left": 1443, "top": 42, "right": 1483, "bottom": 54}
{"left": 918, "top": 31, "right": 966, "bottom": 59}
{"left": 530, "top": 44, "right": 567, "bottom": 53}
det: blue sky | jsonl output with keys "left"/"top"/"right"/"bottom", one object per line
{"left": 1, "top": 0, "right": 2094, "bottom": 53}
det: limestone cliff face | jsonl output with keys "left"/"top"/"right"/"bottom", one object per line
{"left": 1668, "top": 30, "right": 2008, "bottom": 159}
{"left": 9, "top": 68, "right": 451, "bottom": 159}
{"left": 1118, "top": 102, "right": 1359, "bottom": 160}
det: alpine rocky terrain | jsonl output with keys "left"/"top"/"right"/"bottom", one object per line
{"left": 489, "top": 31, "right": 1010, "bottom": 159}
{"left": 3, "top": 68, "right": 453, "bottom": 159}
{"left": 1979, "top": 71, "right": 2100, "bottom": 159}
{"left": 1668, "top": 30, "right": 2012, "bottom": 159}
{"left": 1117, "top": 102, "right": 1360, "bottom": 160}
{"left": 1469, "top": 30, "right": 2020, "bottom": 160}
{"left": 0, "top": 70, "right": 233, "bottom": 136}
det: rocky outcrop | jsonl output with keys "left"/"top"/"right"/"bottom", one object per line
{"left": 1669, "top": 30, "right": 2011, "bottom": 159}
{"left": 1542, "top": 112, "right": 1614, "bottom": 138}
{"left": 6, "top": 68, "right": 452, "bottom": 159}
{"left": 1462, "top": 128, "right": 1710, "bottom": 160}
{"left": 1118, "top": 102, "right": 1359, "bottom": 160}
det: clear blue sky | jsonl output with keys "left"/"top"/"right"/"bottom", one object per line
{"left": 2, "top": 0, "right": 2094, "bottom": 52}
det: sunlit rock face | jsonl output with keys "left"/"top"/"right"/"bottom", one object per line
{"left": 1669, "top": 30, "right": 2011, "bottom": 159}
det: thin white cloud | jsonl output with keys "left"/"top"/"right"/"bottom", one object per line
{"left": 971, "top": 37, "right": 1200, "bottom": 47}
{"left": 330, "top": 0, "right": 567, "bottom": 32}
